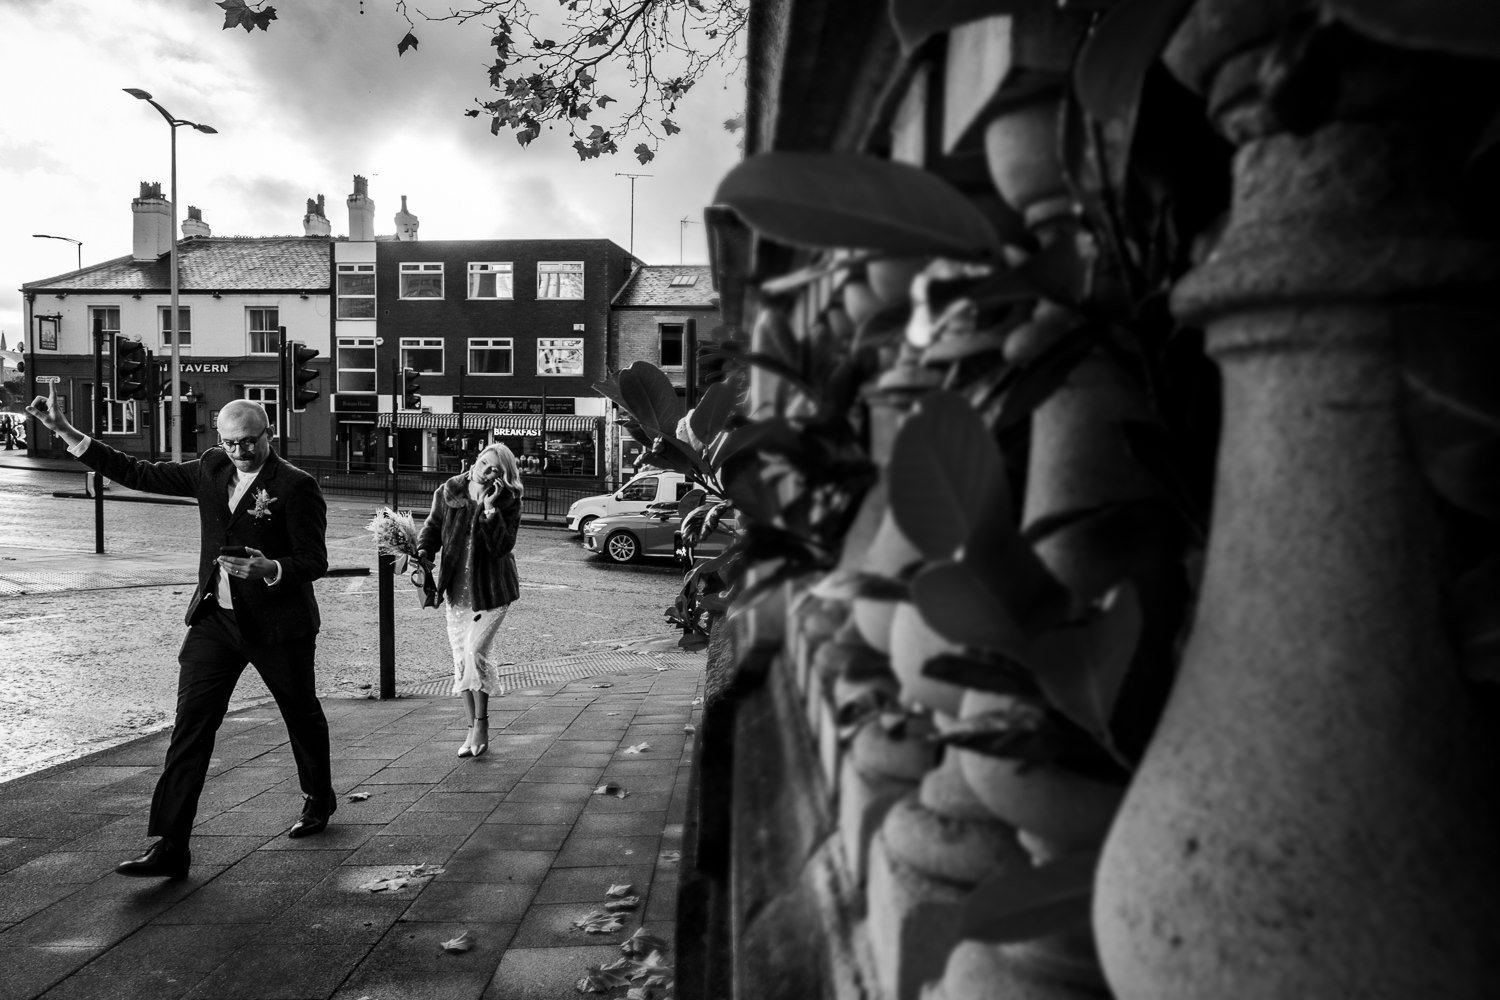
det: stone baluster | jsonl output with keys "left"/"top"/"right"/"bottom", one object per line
{"left": 1094, "top": 4, "right": 1500, "bottom": 997}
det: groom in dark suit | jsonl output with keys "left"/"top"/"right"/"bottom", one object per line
{"left": 27, "top": 390, "right": 337, "bottom": 878}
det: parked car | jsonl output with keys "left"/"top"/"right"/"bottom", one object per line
{"left": 583, "top": 501, "right": 738, "bottom": 564}
{"left": 566, "top": 471, "right": 692, "bottom": 535}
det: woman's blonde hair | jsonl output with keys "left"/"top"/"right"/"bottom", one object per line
{"left": 476, "top": 442, "right": 524, "bottom": 497}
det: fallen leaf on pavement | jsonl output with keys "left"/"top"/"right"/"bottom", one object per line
{"left": 589, "top": 682, "right": 613, "bottom": 688}
{"left": 574, "top": 910, "right": 626, "bottom": 934}
{"left": 347, "top": 791, "right": 371, "bottom": 802}
{"left": 622, "top": 742, "right": 651, "bottom": 755}
{"left": 683, "top": 724, "right": 695, "bottom": 734}
{"left": 692, "top": 697, "right": 703, "bottom": 705}
{"left": 605, "top": 896, "right": 641, "bottom": 911}
{"left": 621, "top": 928, "right": 670, "bottom": 957}
{"left": 441, "top": 930, "right": 476, "bottom": 953}
{"left": 594, "top": 783, "right": 629, "bottom": 799}
{"left": 658, "top": 850, "right": 681, "bottom": 865}
{"left": 358, "top": 862, "right": 447, "bottom": 892}
{"left": 606, "top": 883, "right": 634, "bottom": 897}
{"left": 359, "top": 874, "right": 410, "bottom": 892}
{"left": 626, "top": 988, "right": 650, "bottom": 1000}
{"left": 652, "top": 666, "right": 669, "bottom": 672}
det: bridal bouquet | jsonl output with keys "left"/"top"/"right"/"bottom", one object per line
{"left": 365, "top": 507, "right": 420, "bottom": 572}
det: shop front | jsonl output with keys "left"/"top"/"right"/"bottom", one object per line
{"left": 374, "top": 411, "right": 604, "bottom": 477}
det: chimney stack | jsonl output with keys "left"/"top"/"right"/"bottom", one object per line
{"left": 394, "top": 195, "right": 419, "bottom": 241}
{"left": 181, "top": 205, "right": 211, "bottom": 239}
{"left": 131, "top": 181, "right": 172, "bottom": 261}
{"left": 304, "top": 194, "right": 331, "bottom": 236}
{"left": 347, "top": 175, "right": 375, "bottom": 241}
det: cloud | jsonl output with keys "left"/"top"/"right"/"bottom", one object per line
{"left": 0, "top": 0, "right": 746, "bottom": 338}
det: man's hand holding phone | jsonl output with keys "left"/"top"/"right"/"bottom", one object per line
{"left": 219, "top": 545, "right": 274, "bottom": 583}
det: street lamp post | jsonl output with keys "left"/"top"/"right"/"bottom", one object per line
{"left": 124, "top": 88, "right": 216, "bottom": 464}
{"left": 32, "top": 234, "right": 82, "bottom": 271}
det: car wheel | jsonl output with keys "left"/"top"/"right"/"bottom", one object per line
{"left": 604, "top": 530, "right": 641, "bottom": 563}
{"left": 577, "top": 515, "right": 597, "bottom": 537}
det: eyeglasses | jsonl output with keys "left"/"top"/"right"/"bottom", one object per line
{"left": 219, "top": 430, "right": 267, "bottom": 451}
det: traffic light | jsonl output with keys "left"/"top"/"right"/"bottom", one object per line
{"left": 114, "top": 335, "right": 149, "bottom": 400}
{"left": 289, "top": 342, "right": 322, "bottom": 412}
{"left": 402, "top": 367, "right": 422, "bottom": 409}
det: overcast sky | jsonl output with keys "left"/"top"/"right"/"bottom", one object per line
{"left": 0, "top": 0, "right": 746, "bottom": 345}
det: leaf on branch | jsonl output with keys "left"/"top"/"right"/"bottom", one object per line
{"left": 397, "top": 31, "right": 420, "bottom": 56}
{"left": 1074, "top": 0, "right": 1193, "bottom": 123}
{"left": 958, "top": 850, "right": 1100, "bottom": 943}
{"left": 714, "top": 153, "right": 1002, "bottom": 258}
{"left": 598, "top": 94, "right": 617, "bottom": 107}
{"left": 889, "top": 391, "right": 1011, "bottom": 559}
{"left": 663, "top": 117, "right": 681, "bottom": 135}
{"left": 217, "top": 0, "right": 277, "bottom": 32}
{"left": 634, "top": 143, "right": 655, "bottom": 164}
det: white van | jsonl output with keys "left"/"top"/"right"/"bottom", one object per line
{"left": 566, "top": 471, "right": 692, "bottom": 535}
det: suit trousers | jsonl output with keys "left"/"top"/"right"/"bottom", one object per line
{"left": 148, "top": 605, "right": 333, "bottom": 844}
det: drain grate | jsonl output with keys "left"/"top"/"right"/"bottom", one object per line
{"left": 398, "top": 647, "right": 702, "bottom": 696}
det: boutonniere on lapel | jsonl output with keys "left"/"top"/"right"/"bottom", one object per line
{"left": 248, "top": 488, "right": 277, "bottom": 520}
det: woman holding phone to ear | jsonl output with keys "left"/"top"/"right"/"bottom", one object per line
{"left": 415, "top": 442, "right": 524, "bottom": 758}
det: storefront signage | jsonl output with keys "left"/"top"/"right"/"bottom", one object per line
{"left": 333, "top": 394, "right": 379, "bottom": 413}
{"left": 179, "top": 363, "right": 230, "bottom": 374}
{"left": 458, "top": 396, "right": 577, "bottom": 415}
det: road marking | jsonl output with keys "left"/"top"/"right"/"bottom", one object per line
{"left": 521, "top": 582, "right": 570, "bottom": 590}
{"left": 344, "top": 577, "right": 367, "bottom": 593}
{"left": 0, "top": 613, "right": 67, "bottom": 625}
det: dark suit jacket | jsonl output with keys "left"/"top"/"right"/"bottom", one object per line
{"left": 77, "top": 440, "right": 328, "bottom": 645}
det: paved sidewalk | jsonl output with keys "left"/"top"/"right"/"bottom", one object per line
{"left": 0, "top": 650, "right": 702, "bottom": 1000}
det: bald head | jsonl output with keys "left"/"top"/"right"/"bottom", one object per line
{"left": 219, "top": 400, "right": 273, "bottom": 473}
{"left": 220, "top": 399, "right": 270, "bottom": 434}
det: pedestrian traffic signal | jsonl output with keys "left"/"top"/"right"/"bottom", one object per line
{"left": 114, "top": 335, "right": 149, "bottom": 400}
{"left": 402, "top": 368, "right": 421, "bottom": 409}
{"left": 290, "top": 342, "right": 321, "bottom": 412}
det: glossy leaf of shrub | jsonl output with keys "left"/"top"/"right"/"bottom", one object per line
{"left": 889, "top": 0, "right": 1022, "bottom": 53}
{"left": 714, "top": 153, "right": 1001, "bottom": 258}
{"left": 911, "top": 560, "right": 1031, "bottom": 658}
{"left": 617, "top": 361, "right": 684, "bottom": 441}
{"left": 1073, "top": 0, "right": 1194, "bottom": 124}
{"left": 1022, "top": 582, "right": 1141, "bottom": 748}
{"left": 957, "top": 850, "right": 1099, "bottom": 944}
{"left": 689, "top": 382, "right": 737, "bottom": 446}
{"left": 888, "top": 391, "right": 1011, "bottom": 560}
{"left": 1453, "top": 556, "right": 1500, "bottom": 683}
{"left": 1399, "top": 315, "right": 1500, "bottom": 519}
{"left": 1324, "top": 0, "right": 1500, "bottom": 59}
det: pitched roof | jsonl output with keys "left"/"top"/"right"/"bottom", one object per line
{"left": 611, "top": 264, "right": 718, "bottom": 308}
{"left": 21, "top": 236, "right": 332, "bottom": 294}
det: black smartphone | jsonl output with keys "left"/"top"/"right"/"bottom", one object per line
{"left": 219, "top": 546, "right": 249, "bottom": 557}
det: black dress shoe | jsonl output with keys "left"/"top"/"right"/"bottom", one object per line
{"left": 115, "top": 839, "right": 191, "bottom": 879}
{"left": 288, "top": 791, "right": 338, "bottom": 839}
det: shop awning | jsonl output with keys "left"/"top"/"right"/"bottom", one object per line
{"left": 374, "top": 412, "right": 601, "bottom": 433}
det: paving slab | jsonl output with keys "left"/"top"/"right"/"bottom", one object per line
{"left": 0, "top": 649, "right": 703, "bottom": 999}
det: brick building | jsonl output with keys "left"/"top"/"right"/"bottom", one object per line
{"left": 607, "top": 263, "right": 720, "bottom": 479}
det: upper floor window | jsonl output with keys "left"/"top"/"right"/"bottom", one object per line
{"left": 337, "top": 336, "right": 377, "bottom": 393}
{"left": 400, "top": 262, "right": 444, "bottom": 299}
{"left": 538, "top": 337, "right": 585, "bottom": 376}
{"left": 537, "top": 261, "right": 584, "bottom": 300}
{"left": 659, "top": 323, "right": 684, "bottom": 368}
{"left": 90, "top": 307, "right": 120, "bottom": 355}
{"left": 160, "top": 306, "right": 192, "bottom": 351}
{"left": 468, "top": 338, "right": 513, "bottom": 376}
{"left": 400, "top": 337, "right": 445, "bottom": 375}
{"left": 337, "top": 263, "right": 375, "bottom": 319}
{"left": 248, "top": 308, "right": 280, "bottom": 355}
{"left": 468, "top": 262, "right": 514, "bottom": 299}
